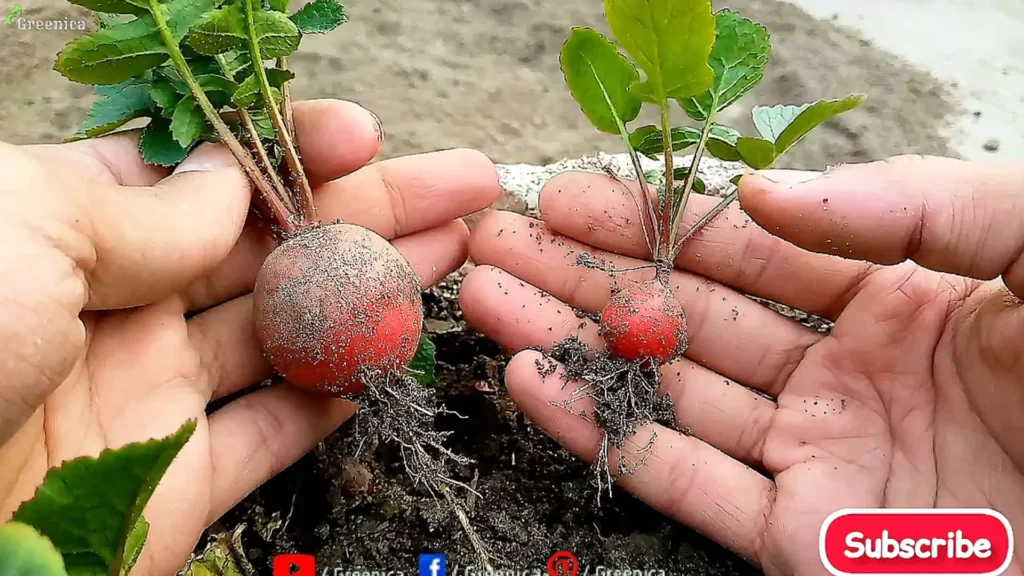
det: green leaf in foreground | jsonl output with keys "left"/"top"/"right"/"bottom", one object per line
{"left": 680, "top": 10, "right": 770, "bottom": 121}
{"left": 289, "top": 0, "right": 347, "bottom": 34}
{"left": 628, "top": 125, "right": 701, "bottom": 158}
{"left": 55, "top": 0, "right": 227, "bottom": 85}
{"left": 55, "top": 15, "right": 168, "bottom": 85}
{"left": 408, "top": 335, "right": 437, "bottom": 386}
{"left": 704, "top": 124, "right": 742, "bottom": 161}
{"left": 754, "top": 94, "right": 866, "bottom": 157}
{"left": 559, "top": 27, "right": 641, "bottom": 136}
{"left": 604, "top": 0, "right": 715, "bottom": 102}
{"left": 171, "top": 96, "right": 204, "bottom": 147}
{"left": 0, "top": 522, "right": 68, "bottom": 576}
{"left": 186, "top": 2, "right": 247, "bottom": 55}
{"left": 140, "top": 116, "right": 193, "bottom": 166}
{"left": 252, "top": 9, "right": 301, "bottom": 57}
{"left": 66, "top": 0, "right": 146, "bottom": 16}
{"left": 735, "top": 137, "right": 776, "bottom": 170}
{"left": 13, "top": 421, "right": 195, "bottom": 576}
{"left": 73, "top": 78, "right": 156, "bottom": 140}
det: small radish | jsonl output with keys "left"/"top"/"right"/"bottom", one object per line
{"left": 599, "top": 273, "right": 687, "bottom": 364}
{"left": 254, "top": 223, "right": 423, "bottom": 395}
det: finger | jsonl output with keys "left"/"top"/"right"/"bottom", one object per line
{"left": 741, "top": 156, "right": 1024, "bottom": 298}
{"left": 291, "top": 99, "right": 384, "bottom": 187}
{"left": 182, "top": 148, "right": 498, "bottom": 312}
{"left": 541, "top": 171, "right": 875, "bottom": 319}
{"left": 506, "top": 350, "right": 773, "bottom": 563}
{"left": 468, "top": 211, "right": 818, "bottom": 395}
{"left": 460, "top": 265, "right": 778, "bottom": 465}
{"left": 190, "top": 222, "right": 471, "bottom": 401}
{"left": 24, "top": 130, "right": 170, "bottom": 186}
{"left": 206, "top": 384, "right": 356, "bottom": 522}
{"left": 81, "top": 144, "right": 251, "bottom": 309}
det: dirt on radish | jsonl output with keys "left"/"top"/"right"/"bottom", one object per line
{"left": 254, "top": 223, "right": 423, "bottom": 395}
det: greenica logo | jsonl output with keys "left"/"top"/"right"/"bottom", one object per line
{"left": 5, "top": 4, "right": 22, "bottom": 22}
{"left": 5, "top": 3, "right": 87, "bottom": 29}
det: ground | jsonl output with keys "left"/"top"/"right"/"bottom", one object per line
{"left": 0, "top": 0, "right": 983, "bottom": 573}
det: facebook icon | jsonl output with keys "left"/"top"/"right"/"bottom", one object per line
{"left": 418, "top": 553, "right": 446, "bottom": 576}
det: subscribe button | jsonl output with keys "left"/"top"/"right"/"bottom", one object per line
{"left": 819, "top": 509, "right": 1014, "bottom": 576}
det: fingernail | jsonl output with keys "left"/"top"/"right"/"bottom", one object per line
{"left": 754, "top": 169, "right": 823, "bottom": 186}
{"left": 174, "top": 143, "right": 238, "bottom": 174}
{"left": 368, "top": 109, "right": 385, "bottom": 146}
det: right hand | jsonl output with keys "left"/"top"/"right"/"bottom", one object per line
{"left": 460, "top": 155, "right": 1024, "bottom": 575}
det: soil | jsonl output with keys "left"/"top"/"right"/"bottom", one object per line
{"left": 1, "top": 0, "right": 962, "bottom": 573}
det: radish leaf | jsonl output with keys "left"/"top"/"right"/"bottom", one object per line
{"left": 409, "top": 335, "right": 437, "bottom": 386}
{"left": 252, "top": 9, "right": 301, "bottom": 57}
{"left": 758, "top": 94, "right": 865, "bottom": 157}
{"left": 289, "top": 0, "right": 346, "bottom": 34}
{"left": 73, "top": 77, "right": 156, "bottom": 139}
{"left": 12, "top": 421, "right": 196, "bottom": 576}
{"left": 604, "top": 0, "right": 715, "bottom": 103}
{"left": 0, "top": 523, "right": 68, "bottom": 576}
{"left": 171, "top": 95, "right": 204, "bottom": 146}
{"left": 186, "top": 2, "right": 246, "bottom": 55}
{"left": 705, "top": 124, "right": 741, "bottom": 161}
{"left": 66, "top": 0, "right": 146, "bottom": 16}
{"left": 735, "top": 137, "right": 775, "bottom": 169}
{"left": 629, "top": 125, "right": 701, "bottom": 158}
{"left": 55, "top": 0, "right": 226, "bottom": 85}
{"left": 140, "top": 116, "right": 193, "bottom": 165}
{"left": 150, "top": 78, "right": 180, "bottom": 117}
{"left": 680, "top": 10, "right": 770, "bottom": 121}
{"left": 560, "top": 27, "right": 641, "bottom": 135}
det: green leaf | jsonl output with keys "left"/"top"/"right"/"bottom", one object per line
{"left": 672, "top": 168, "right": 705, "bottom": 194}
{"left": 289, "top": 0, "right": 346, "bottom": 34}
{"left": 118, "top": 517, "right": 148, "bottom": 576}
{"left": 559, "top": 27, "right": 642, "bottom": 136}
{"left": 140, "top": 116, "right": 193, "bottom": 165}
{"left": 266, "top": 67, "right": 295, "bottom": 86}
{"left": 249, "top": 110, "right": 276, "bottom": 139}
{"left": 55, "top": 0, "right": 226, "bottom": 85}
{"left": 67, "top": 0, "right": 147, "bottom": 16}
{"left": 55, "top": 16, "right": 168, "bottom": 85}
{"left": 73, "top": 78, "right": 155, "bottom": 139}
{"left": 751, "top": 103, "right": 808, "bottom": 143}
{"left": 764, "top": 94, "right": 865, "bottom": 157}
{"left": 232, "top": 73, "right": 282, "bottom": 107}
{"left": 149, "top": 78, "right": 180, "bottom": 117}
{"left": 704, "top": 124, "right": 742, "bottom": 161}
{"left": 604, "top": 0, "right": 715, "bottom": 102}
{"left": 13, "top": 421, "right": 196, "bottom": 576}
{"left": 170, "top": 96, "right": 204, "bottom": 147}
{"left": 628, "top": 125, "right": 701, "bottom": 158}
{"left": 735, "top": 137, "right": 775, "bottom": 170}
{"left": 680, "top": 10, "right": 770, "bottom": 121}
{"left": 408, "top": 335, "right": 436, "bottom": 386}
{"left": 268, "top": 0, "right": 288, "bottom": 11}
{"left": 0, "top": 523, "right": 68, "bottom": 576}
{"left": 186, "top": 2, "right": 246, "bottom": 55}
{"left": 252, "top": 8, "right": 301, "bottom": 57}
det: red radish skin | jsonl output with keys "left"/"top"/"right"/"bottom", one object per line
{"left": 254, "top": 223, "right": 423, "bottom": 395}
{"left": 599, "top": 275, "right": 688, "bottom": 364}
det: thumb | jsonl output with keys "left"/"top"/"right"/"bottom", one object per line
{"left": 79, "top": 143, "right": 252, "bottom": 309}
{"left": 739, "top": 155, "right": 1024, "bottom": 298}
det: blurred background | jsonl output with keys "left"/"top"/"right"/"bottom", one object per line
{"left": 1, "top": 0, "right": 1022, "bottom": 167}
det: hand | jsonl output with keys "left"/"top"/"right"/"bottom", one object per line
{"left": 0, "top": 99, "right": 499, "bottom": 575}
{"left": 460, "top": 155, "right": 1023, "bottom": 575}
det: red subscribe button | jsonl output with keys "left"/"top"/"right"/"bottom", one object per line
{"left": 819, "top": 509, "right": 1014, "bottom": 576}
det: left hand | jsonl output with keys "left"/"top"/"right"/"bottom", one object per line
{"left": 0, "top": 99, "right": 500, "bottom": 575}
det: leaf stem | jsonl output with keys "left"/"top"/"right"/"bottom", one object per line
{"left": 243, "top": 0, "right": 318, "bottom": 225}
{"left": 669, "top": 106, "right": 717, "bottom": 252}
{"left": 147, "top": 0, "right": 296, "bottom": 236}
{"left": 277, "top": 57, "right": 296, "bottom": 138}
{"left": 657, "top": 102, "right": 674, "bottom": 261}
{"left": 214, "top": 54, "right": 296, "bottom": 215}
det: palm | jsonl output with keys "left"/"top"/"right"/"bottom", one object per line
{"left": 460, "top": 158, "right": 1024, "bottom": 575}
{"left": 0, "top": 100, "right": 499, "bottom": 576}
